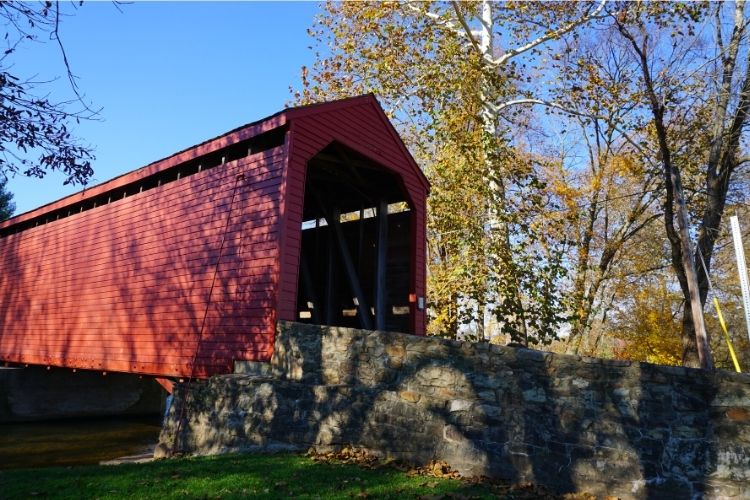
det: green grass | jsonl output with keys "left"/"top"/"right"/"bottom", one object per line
{"left": 0, "top": 452, "right": 504, "bottom": 499}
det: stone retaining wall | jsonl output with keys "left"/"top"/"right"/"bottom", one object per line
{"left": 158, "top": 321, "right": 750, "bottom": 498}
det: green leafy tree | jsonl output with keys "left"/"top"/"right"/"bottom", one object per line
{"left": 295, "top": 1, "right": 610, "bottom": 344}
{"left": 0, "top": 178, "right": 15, "bottom": 221}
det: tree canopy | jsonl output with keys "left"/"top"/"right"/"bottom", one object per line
{"left": 0, "top": 177, "right": 15, "bottom": 221}
{"left": 299, "top": 0, "right": 750, "bottom": 370}
{"left": 0, "top": 1, "right": 96, "bottom": 185}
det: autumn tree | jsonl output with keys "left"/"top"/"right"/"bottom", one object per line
{"left": 605, "top": 1, "right": 750, "bottom": 369}
{"left": 611, "top": 276, "right": 684, "bottom": 366}
{"left": 516, "top": 28, "right": 667, "bottom": 354}
{"left": 1, "top": 1, "right": 96, "bottom": 185}
{"left": 502, "top": 1, "right": 750, "bottom": 368}
{"left": 611, "top": 210, "right": 750, "bottom": 371}
{"left": 298, "top": 1, "right": 608, "bottom": 344}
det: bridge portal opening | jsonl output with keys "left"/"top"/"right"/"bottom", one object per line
{"left": 296, "top": 143, "right": 414, "bottom": 333}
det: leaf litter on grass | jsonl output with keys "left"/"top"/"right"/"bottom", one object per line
{"left": 2, "top": 449, "right": 612, "bottom": 499}
{"left": 306, "top": 445, "right": 606, "bottom": 499}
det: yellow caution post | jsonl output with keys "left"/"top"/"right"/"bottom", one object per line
{"left": 713, "top": 296, "right": 742, "bottom": 373}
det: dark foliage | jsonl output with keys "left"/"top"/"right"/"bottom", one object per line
{"left": 0, "top": 177, "right": 15, "bottom": 220}
{"left": 0, "top": 1, "right": 96, "bottom": 185}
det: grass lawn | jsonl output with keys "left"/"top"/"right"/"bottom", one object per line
{"left": 0, "top": 452, "right": 523, "bottom": 499}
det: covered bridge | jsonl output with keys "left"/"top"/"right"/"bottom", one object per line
{"left": 0, "top": 95, "right": 429, "bottom": 379}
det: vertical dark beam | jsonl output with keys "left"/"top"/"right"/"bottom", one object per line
{"left": 299, "top": 253, "right": 320, "bottom": 324}
{"left": 357, "top": 205, "right": 365, "bottom": 280}
{"left": 313, "top": 217, "right": 322, "bottom": 322}
{"left": 325, "top": 220, "right": 336, "bottom": 325}
{"left": 375, "top": 199, "right": 388, "bottom": 330}
{"left": 330, "top": 207, "right": 373, "bottom": 330}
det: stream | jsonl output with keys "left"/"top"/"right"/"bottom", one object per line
{"left": 0, "top": 416, "right": 162, "bottom": 469}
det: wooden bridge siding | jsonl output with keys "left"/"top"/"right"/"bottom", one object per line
{"left": 0, "top": 149, "right": 284, "bottom": 378}
{"left": 0, "top": 116, "right": 287, "bottom": 233}
{"left": 277, "top": 102, "right": 428, "bottom": 334}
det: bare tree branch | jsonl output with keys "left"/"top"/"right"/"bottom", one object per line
{"left": 52, "top": 1, "right": 99, "bottom": 116}
{"left": 495, "top": 97, "right": 657, "bottom": 162}
{"left": 450, "top": 2, "right": 482, "bottom": 55}
{"left": 490, "top": 0, "right": 609, "bottom": 67}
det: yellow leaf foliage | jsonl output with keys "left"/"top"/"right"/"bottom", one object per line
{"left": 612, "top": 284, "right": 683, "bottom": 366}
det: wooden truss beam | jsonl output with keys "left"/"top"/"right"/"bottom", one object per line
{"left": 329, "top": 206, "right": 373, "bottom": 330}
{"left": 374, "top": 199, "right": 388, "bottom": 330}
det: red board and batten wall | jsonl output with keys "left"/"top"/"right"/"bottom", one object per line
{"left": 278, "top": 96, "right": 429, "bottom": 336}
{"left": 0, "top": 95, "right": 429, "bottom": 379}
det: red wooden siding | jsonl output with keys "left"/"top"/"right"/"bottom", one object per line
{"left": 0, "top": 149, "right": 284, "bottom": 377}
{"left": 0, "top": 94, "right": 428, "bottom": 379}
{"left": 0, "top": 115, "right": 287, "bottom": 233}
{"left": 277, "top": 98, "right": 429, "bottom": 334}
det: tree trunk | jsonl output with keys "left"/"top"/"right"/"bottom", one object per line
{"left": 674, "top": 185, "right": 714, "bottom": 369}
{"left": 680, "top": 307, "right": 700, "bottom": 367}
{"left": 685, "top": 174, "right": 731, "bottom": 364}
{"left": 567, "top": 190, "right": 597, "bottom": 353}
{"left": 616, "top": 23, "right": 714, "bottom": 370}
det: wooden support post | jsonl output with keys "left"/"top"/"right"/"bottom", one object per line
{"left": 299, "top": 253, "right": 320, "bottom": 324}
{"left": 375, "top": 199, "right": 388, "bottom": 330}
{"left": 312, "top": 217, "right": 323, "bottom": 322}
{"left": 330, "top": 207, "right": 373, "bottom": 330}
{"left": 325, "top": 222, "right": 336, "bottom": 326}
{"left": 155, "top": 377, "right": 175, "bottom": 394}
{"left": 358, "top": 206, "right": 365, "bottom": 281}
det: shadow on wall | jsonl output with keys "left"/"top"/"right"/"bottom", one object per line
{"left": 109, "top": 162, "right": 250, "bottom": 377}
{"left": 0, "top": 150, "right": 282, "bottom": 378}
{"left": 122, "top": 151, "right": 284, "bottom": 376}
{"left": 161, "top": 322, "right": 750, "bottom": 499}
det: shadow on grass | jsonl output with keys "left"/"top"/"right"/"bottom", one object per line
{"left": 163, "top": 319, "right": 750, "bottom": 498}
{"left": 0, "top": 452, "right": 523, "bottom": 500}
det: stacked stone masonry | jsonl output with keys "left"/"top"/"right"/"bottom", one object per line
{"left": 158, "top": 321, "right": 750, "bottom": 498}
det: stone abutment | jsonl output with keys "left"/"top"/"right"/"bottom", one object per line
{"left": 157, "top": 321, "right": 750, "bottom": 498}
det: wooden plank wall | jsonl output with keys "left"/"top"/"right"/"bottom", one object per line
{"left": 0, "top": 148, "right": 284, "bottom": 377}
{"left": 278, "top": 102, "right": 428, "bottom": 334}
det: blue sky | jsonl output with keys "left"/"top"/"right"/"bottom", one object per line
{"left": 7, "top": 1, "right": 320, "bottom": 215}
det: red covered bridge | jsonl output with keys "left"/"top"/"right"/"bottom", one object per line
{"left": 0, "top": 95, "right": 428, "bottom": 379}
